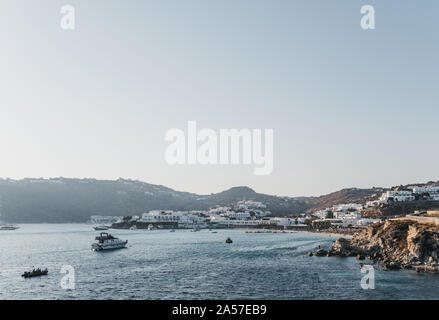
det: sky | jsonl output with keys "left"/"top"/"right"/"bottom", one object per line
{"left": 0, "top": 0, "right": 438, "bottom": 197}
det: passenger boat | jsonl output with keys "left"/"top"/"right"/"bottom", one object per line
{"left": 91, "top": 232, "right": 128, "bottom": 251}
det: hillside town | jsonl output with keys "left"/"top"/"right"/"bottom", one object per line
{"left": 366, "top": 185, "right": 439, "bottom": 206}
{"left": 104, "top": 199, "right": 379, "bottom": 232}
{"left": 94, "top": 185, "right": 439, "bottom": 233}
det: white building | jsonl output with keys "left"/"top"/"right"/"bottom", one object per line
{"left": 411, "top": 186, "right": 439, "bottom": 194}
{"left": 409, "top": 186, "right": 439, "bottom": 201}
{"left": 216, "top": 219, "right": 261, "bottom": 227}
{"left": 225, "top": 211, "right": 251, "bottom": 219}
{"left": 333, "top": 203, "right": 363, "bottom": 212}
{"left": 208, "top": 206, "right": 231, "bottom": 214}
{"left": 271, "top": 217, "right": 296, "bottom": 227}
{"left": 430, "top": 192, "right": 439, "bottom": 201}
{"left": 333, "top": 211, "right": 361, "bottom": 220}
{"left": 298, "top": 217, "right": 307, "bottom": 223}
{"left": 379, "top": 191, "right": 415, "bottom": 203}
{"left": 140, "top": 210, "right": 207, "bottom": 227}
{"left": 313, "top": 209, "right": 330, "bottom": 219}
{"left": 235, "top": 200, "right": 267, "bottom": 209}
{"left": 313, "top": 203, "right": 363, "bottom": 219}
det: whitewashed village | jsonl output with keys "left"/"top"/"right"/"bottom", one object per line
{"left": 90, "top": 185, "right": 439, "bottom": 233}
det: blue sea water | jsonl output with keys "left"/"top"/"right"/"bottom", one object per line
{"left": 0, "top": 224, "right": 438, "bottom": 300}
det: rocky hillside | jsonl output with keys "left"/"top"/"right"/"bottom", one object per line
{"left": 314, "top": 220, "right": 439, "bottom": 273}
{"left": 302, "top": 188, "right": 383, "bottom": 213}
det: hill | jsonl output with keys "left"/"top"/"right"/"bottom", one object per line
{"left": 1, "top": 178, "right": 438, "bottom": 223}
{"left": 0, "top": 178, "right": 308, "bottom": 223}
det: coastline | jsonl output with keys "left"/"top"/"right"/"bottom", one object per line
{"left": 311, "top": 220, "right": 439, "bottom": 273}
{"left": 286, "top": 229, "right": 353, "bottom": 239}
{"left": 236, "top": 228, "right": 354, "bottom": 239}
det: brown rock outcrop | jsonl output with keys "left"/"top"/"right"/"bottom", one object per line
{"left": 313, "top": 220, "right": 439, "bottom": 273}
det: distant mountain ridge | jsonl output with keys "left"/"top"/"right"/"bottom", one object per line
{"left": 0, "top": 178, "right": 307, "bottom": 223}
{"left": 0, "top": 178, "right": 437, "bottom": 223}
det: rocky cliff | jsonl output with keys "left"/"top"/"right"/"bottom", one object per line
{"left": 311, "top": 220, "right": 439, "bottom": 273}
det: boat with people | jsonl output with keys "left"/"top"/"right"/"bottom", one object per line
{"left": 225, "top": 237, "right": 233, "bottom": 244}
{"left": 21, "top": 268, "right": 48, "bottom": 278}
{"left": 93, "top": 225, "right": 109, "bottom": 231}
{"left": 91, "top": 232, "right": 128, "bottom": 251}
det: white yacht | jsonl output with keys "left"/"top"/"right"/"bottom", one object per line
{"left": 91, "top": 232, "right": 128, "bottom": 251}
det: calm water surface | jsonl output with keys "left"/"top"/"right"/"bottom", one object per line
{"left": 1, "top": 224, "right": 438, "bottom": 300}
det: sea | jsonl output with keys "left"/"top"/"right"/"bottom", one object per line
{"left": 1, "top": 224, "right": 438, "bottom": 300}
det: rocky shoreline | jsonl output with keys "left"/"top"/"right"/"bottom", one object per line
{"left": 308, "top": 219, "right": 439, "bottom": 273}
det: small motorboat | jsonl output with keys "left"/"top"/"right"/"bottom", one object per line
{"left": 22, "top": 268, "right": 48, "bottom": 278}
{"left": 93, "top": 225, "right": 109, "bottom": 231}
{"left": 225, "top": 237, "right": 233, "bottom": 244}
{"left": 0, "top": 225, "right": 19, "bottom": 231}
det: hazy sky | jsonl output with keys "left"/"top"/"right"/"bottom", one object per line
{"left": 1, "top": 0, "right": 438, "bottom": 197}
